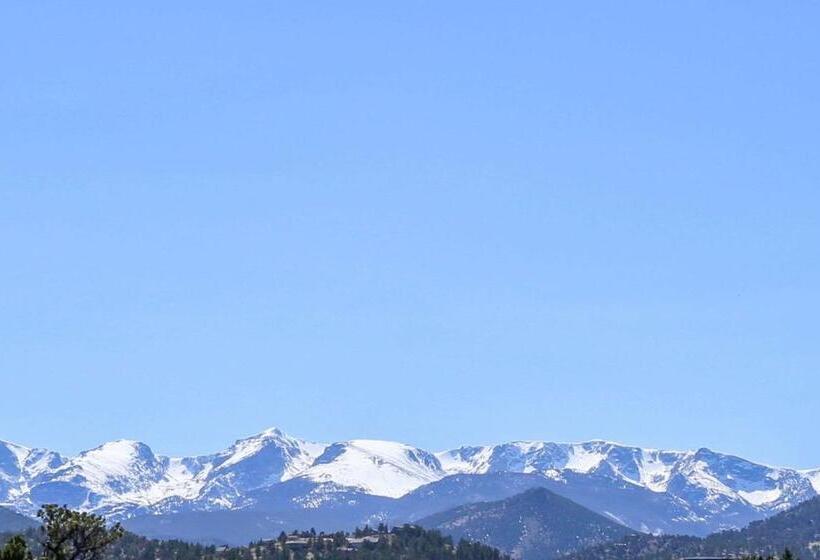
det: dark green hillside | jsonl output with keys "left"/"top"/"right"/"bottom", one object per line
{"left": 3, "top": 524, "right": 507, "bottom": 560}
{"left": 418, "top": 487, "right": 635, "bottom": 560}
{"left": 567, "top": 496, "right": 820, "bottom": 560}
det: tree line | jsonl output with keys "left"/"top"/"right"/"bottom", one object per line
{"left": 0, "top": 506, "right": 507, "bottom": 560}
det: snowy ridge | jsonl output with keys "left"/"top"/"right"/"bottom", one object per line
{"left": 435, "top": 440, "right": 684, "bottom": 486}
{"left": 0, "top": 429, "right": 817, "bottom": 534}
{"left": 0, "top": 440, "right": 66, "bottom": 508}
{"left": 0, "top": 428, "right": 325, "bottom": 516}
{"left": 435, "top": 441, "right": 817, "bottom": 515}
{"left": 302, "top": 440, "right": 445, "bottom": 498}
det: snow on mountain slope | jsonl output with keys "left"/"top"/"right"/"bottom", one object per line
{"left": 636, "top": 449, "right": 679, "bottom": 491}
{"left": 118, "top": 457, "right": 209, "bottom": 505}
{"left": 301, "top": 440, "right": 445, "bottom": 498}
{"left": 804, "top": 469, "right": 820, "bottom": 493}
{"left": 664, "top": 448, "right": 816, "bottom": 515}
{"left": 1, "top": 428, "right": 326, "bottom": 517}
{"left": 27, "top": 440, "right": 198, "bottom": 514}
{"left": 436, "top": 440, "right": 682, "bottom": 487}
{"left": 0, "top": 441, "right": 66, "bottom": 510}
{"left": 21, "top": 448, "right": 66, "bottom": 483}
{"left": 0, "top": 441, "right": 30, "bottom": 504}
{"left": 192, "top": 427, "right": 326, "bottom": 509}
{"left": 436, "top": 441, "right": 816, "bottom": 514}
{"left": 52, "top": 440, "right": 167, "bottom": 493}
{"left": 108, "top": 428, "right": 326, "bottom": 513}
{"left": 1, "top": 430, "right": 817, "bottom": 535}
{"left": 211, "top": 428, "right": 325, "bottom": 481}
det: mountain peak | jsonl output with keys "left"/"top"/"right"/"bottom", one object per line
{"left": 0, "top": 440, "right": 31, "bottom": 466}
{"left": 256, "top": 427, "right": 287, "bottom": 439}
{"left": 81, "top": 439, "right": 157, "bottom": 461}
{"left": 230, "top": 427, "right": 319, "bottom": 450}
{"left": 98, "top": 439, "right": 151, "bottom": 450}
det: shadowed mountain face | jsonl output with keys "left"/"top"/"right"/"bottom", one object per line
{"left": 122, "top": 478, "right": 645, "bottom": 547}
{"left": 0, "top": 506, "right": 37, "bottom": 533}
{"left": 417, "top": 487, "right": 636, "bottom": 560}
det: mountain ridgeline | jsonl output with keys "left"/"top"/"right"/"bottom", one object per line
{"left": 1, "top": 428, "right": 818, "bottom": 545}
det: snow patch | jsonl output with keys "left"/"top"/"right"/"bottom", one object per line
{"left": 739, "top": 488, "right": 783, "bottom": 506}
{"left": 304, "top": 440, "right": 445, "bottom": 498}
{"left": 637, "top": 450, "right": 675, "bottom": 492}
{"left": 803, "top": 469, "right": 820, "bottom": 493}
{"left": 564, "top": 445, "right": 605, "bottom": 473}
{"left": 436, "top": 447, "right": 493, "bottom": 475}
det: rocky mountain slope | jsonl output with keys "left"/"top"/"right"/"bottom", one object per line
{"left": 1, "top": 428, "right": 817, "bottom": 541}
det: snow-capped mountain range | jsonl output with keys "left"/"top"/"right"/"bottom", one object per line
{"left": 1, "top": 428, "right": 818, "bottom": 539}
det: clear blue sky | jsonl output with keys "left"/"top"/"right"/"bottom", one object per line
{"left": 2, "top": 2, "right": 818, "bottom": 468}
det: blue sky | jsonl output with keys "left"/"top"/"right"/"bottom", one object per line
{"left": 2, "top": 2, "right": 818, "bottom": 467}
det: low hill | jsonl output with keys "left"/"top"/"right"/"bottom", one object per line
{"left": 418, "top": 487, "right": 636, "bottom": 560}
{"left": 567, "top": 496, "right": 820, "bottom": 560}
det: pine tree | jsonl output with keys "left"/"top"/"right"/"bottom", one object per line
{"left": 37, "top": 504, "right": 124, "bottom": 560}
{"left": 0, "top": 536, "right": 32, "bottom": 560}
